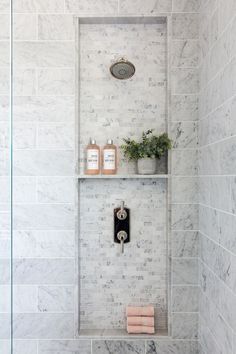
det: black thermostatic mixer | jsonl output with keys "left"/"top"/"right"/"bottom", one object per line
{"left": 114, "top": 201, "right": 130, "bottom": 253}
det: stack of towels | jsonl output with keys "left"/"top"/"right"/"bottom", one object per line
{"left": 126, "top": 306, "right": 155, "bottom": 334}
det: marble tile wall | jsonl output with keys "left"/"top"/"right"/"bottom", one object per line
{"left": 199, "top": 0, "right": 236, "bottom": 353}
{"left": 0, "top": 0, "right": 200, "bottom": 353}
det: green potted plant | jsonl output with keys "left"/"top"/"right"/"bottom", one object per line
{"left": 121, "top": 130, "right": 172, "bottom": 175}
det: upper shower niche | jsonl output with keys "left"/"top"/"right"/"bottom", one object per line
{"left": 77, "top": 17, "right": 168, "bottom": 336}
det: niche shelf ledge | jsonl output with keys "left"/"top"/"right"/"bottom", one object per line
{"left": 78, "top": 328, "right": 168, "bottom": 339}
{"left": 77, "top": 174, "right": 169, "bottom": 179}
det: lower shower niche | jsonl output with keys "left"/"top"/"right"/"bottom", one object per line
{"left": 79, "top": 179, "right": 168, "bottom": 336}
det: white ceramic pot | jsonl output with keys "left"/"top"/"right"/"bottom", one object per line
{"left": 137, "top": 158, "right": 157, "bottom": 175}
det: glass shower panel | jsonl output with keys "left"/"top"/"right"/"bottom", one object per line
{"left": 0, "top": 0, "right": 12, "bottom": 353}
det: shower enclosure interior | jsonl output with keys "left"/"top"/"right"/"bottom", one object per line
{"left": 1, "top": 5, "right": 203, "bottom": 353}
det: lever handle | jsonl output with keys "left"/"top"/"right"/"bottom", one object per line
{"left": 120, "top": 237, "right": 124, "bottom": 253}
{"left": 117, "top": 201, "right": 127, "bottom": 220}
{"left": 117, "top": 230, "right": 127, "bottom": 254}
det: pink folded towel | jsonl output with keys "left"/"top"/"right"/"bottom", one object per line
{"left": 127, "top": 325, "right": 155, "bottom": 334}
{"left": 127, "top": 316, "right": 154, "bottom": 327}
{"left": 126, "top": 306, "right": 154, "bottom": 317}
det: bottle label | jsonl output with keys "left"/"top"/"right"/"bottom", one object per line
{"left": 87, "top": 149, "right": 99, "bottom": 170}
{"left": 103, "top": 149, "right": 116, "bottom": 170}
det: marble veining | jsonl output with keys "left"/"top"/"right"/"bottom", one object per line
{"left": 92, "top": 340, "right": 145, "bottom": 354}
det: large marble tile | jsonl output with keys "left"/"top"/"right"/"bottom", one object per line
{"left": 0, "top": 314, "right": 11, "bottom": 339}
{"left": 119, "top": 0, "right": 172, "bottom": 14}
{"left": 172, "top": 313, "right": 198, "bottom": 339}
{"left": 199, "top": 205, "right": 219, "bottom": 243}
{"left": 13, "top": 204, "right": 74, "bottom": 230}
{"left": 37, "top": 123, "right": 74, "bottom": 150}
{"left": 38, "top": 340, "right": 91, "bottom": 354}
{"left": 13, "top": 123, "right": 36, "bottom": 149}
{"left": 13, "top": 150, "right": 74, "bottom": 176}
{"left": 0, "top": 0, "right": 9, "bottom": 13}
{"left": 13, "top": 0, "right": 64, "bottom": 13}
{"left": 170, "top": 122, "right": 198, "bottom": 148}
{"left": 0, "top": 69, "right": 9, "bottom": 95}
{"left": 219, "top": 137, "right": 236, "bottom": 175}
{"left": 231, "top": 176, "right": 236, "bottom": 214}
{"left": 0, "top": 259, "right": 10, "bottom": 284}
{"left": 171, "top": 204, "right": 199, "bottom": 230}
{"left": 38, "top": 15, "right": 74, "bottom": 40}
{"left": 38, "top": 68, "right": 75, "bottom": 95}
{"left": 13, "top": 177, "right": 36, "bottom": 203}
{"left": 172, "top": 231, "right": 199, "bottom": 257}
{"left": 13, "top": 68, "right": 36, "bottom": 95}
{"left": 38, "top": 286, "right": 74, "bottom": 312}
{"left": 13, "top": 285, "right": 38, "bottom": 312}
{"left": 0, "top": 285, "right": 10, "bottom": 312}
{"left": 172, "top": 0, "right": 200, "bottom": 12}
{"left": 37, "top": 176, "right": 75, "bottom": 203}
{"left": 0, "top": 238, "right": 10, "bottom": 259}
{"left": 199, "top": 316, "right": 221, "bottom": 354}
{"left": 172, "top": 285, "right": 199, "bottom": 312}
{"left": 0, "top": 177, "right": 10, "bottom": 203}
{"left": 172, "top": 14, "right": 199, "bottom": 39}
{"left": 200, "top": 262, "right": 236, "bottom": 332}
{"left": 218, "top": 211, "right": 236, "bottom": 254}
{"left": 172, "top": 177, "right": 199, "bottom": 203}
{"left": 172, "top": 40, "right": 199, "bottom": 68}
{"left": 172, "top": 258, "right": 198, "bottom": 285}
{"left": 172, "top": 68, "right": 199, "bottom": 94}
{"left": 208, "top": 176, "right": 231, "bottom": 212}
{"left": 218, "top": 0, "right": 236, "bottom": 33}
{"left": 92, "top": 340, "right": 145, "bottom": 354}
{"left": 65, "top": 0, "right": 118, "bottom": 14}
{"left": 200, "top": 234, "right": 235, "bottom": 292}
{"left": 0, "top": 41, "right": 9, "bottom": 66}
{"left": 13, "top": 259, "right": 74, "bottom": 285}
{"left": 0, "top": 340, "right": 11, "bottom": 354}
{"left": 14, "top": 41, "right": 74, "bottom": 67}
{"left": 13, "top": 96, "right": 74, "bottom": 122}
{"left": 171, "top": 149, "right": 198, "bottom": 176}
{"left": 13, "top": 14, "right": 37, "bottom": 40}
{"left": 13, "top": 313, "right": 74, "bottom": 339}
{"left": 171, "top": 95, "right": 198, "bottom": 121}
{"left": 13, "top": 230, "right": 75, "bottom": 258}
{"left": 200, "top": 293, "right": 233, "bottom": 354}
{"left": 14, "top": 340, "right": 37, "bottom": 354}
{"left": 146, "top": 340, "right": 198, "bottom": 353}
{"left": 198, "top": 145, "right": 220, "bottom": 175}
{"left": 0, "top": 15, "right": 9, "bottom": 39}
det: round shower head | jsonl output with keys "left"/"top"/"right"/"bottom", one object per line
{"left": 110, "top": 58, "right": 135, "bottom": 80}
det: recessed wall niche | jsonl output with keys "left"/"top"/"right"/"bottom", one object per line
{"left": 77, "top": 17, "right": 169, "bottom": 336}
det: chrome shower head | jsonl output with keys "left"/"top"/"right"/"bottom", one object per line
{"left": 110, "top": 58, "right": 135, "bottom": 80}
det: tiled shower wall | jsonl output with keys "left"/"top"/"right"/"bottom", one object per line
{"left": 199, "top": 1, "right": 236, "bottom": 353}
{"left": 1, "top": 0, "right": 199, "bottom": 353}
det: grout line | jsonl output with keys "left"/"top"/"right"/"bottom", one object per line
{"left": 199, "top": 229, "right": 236, "bottom": 257}
{"left": 199, "top": 202, "right": 235, "bottom": 217}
